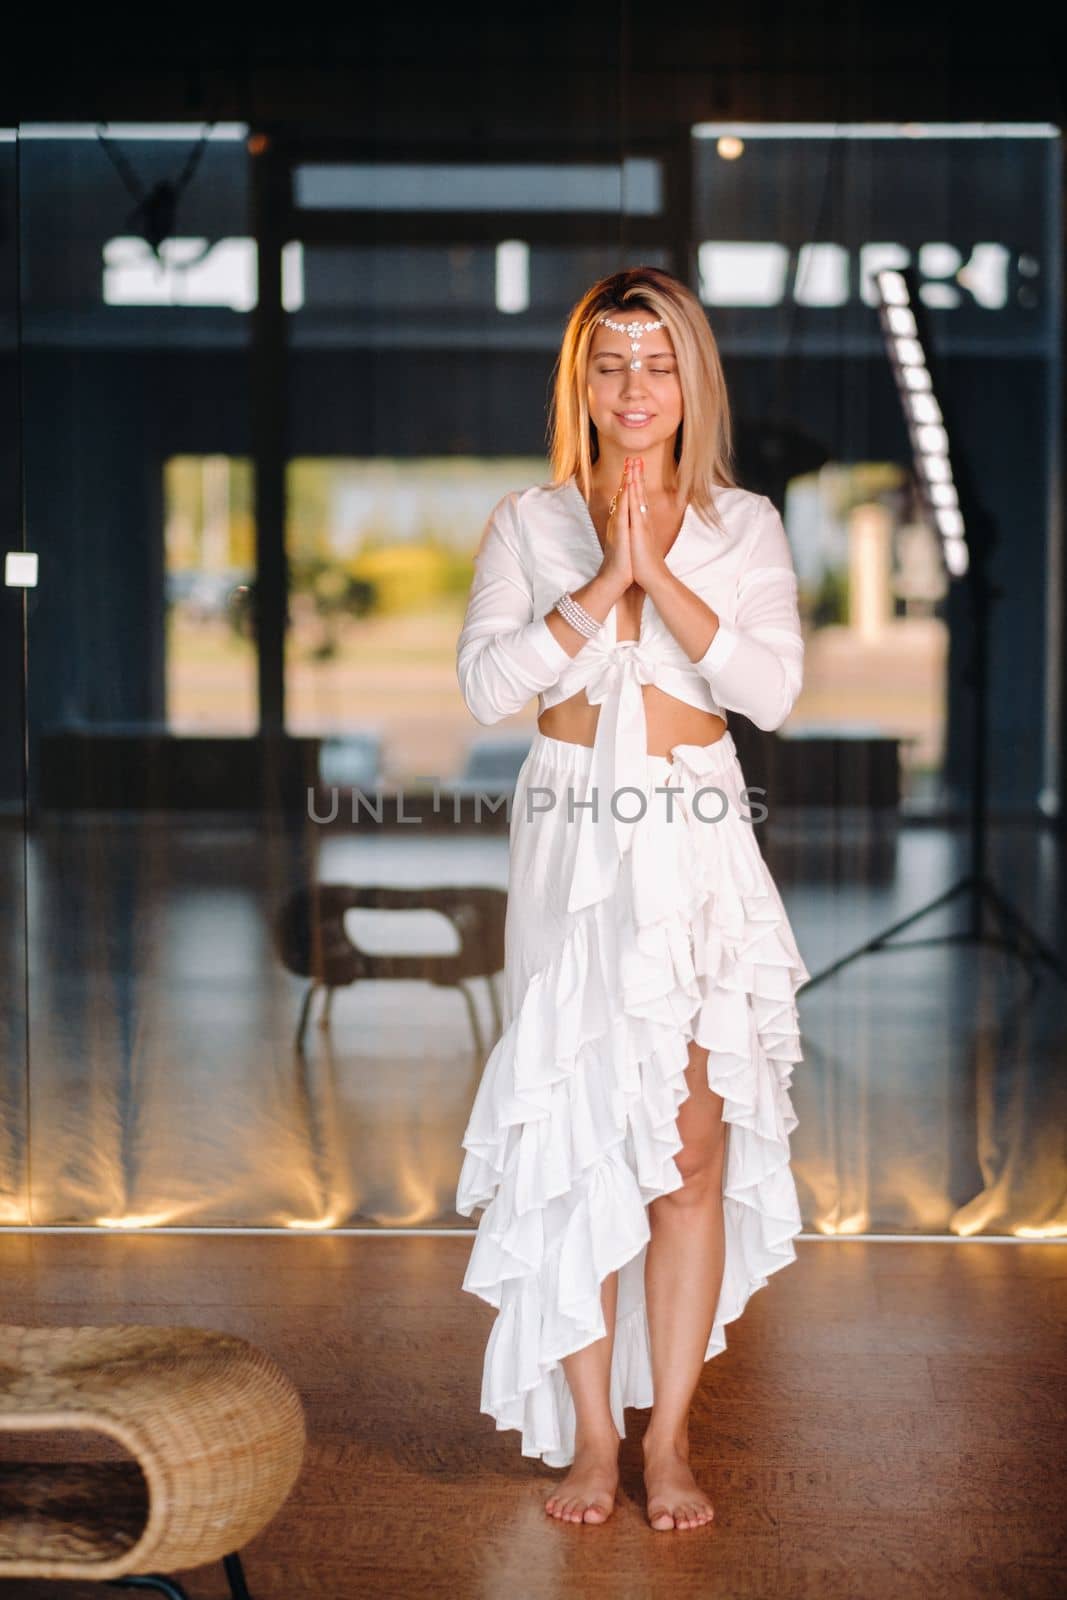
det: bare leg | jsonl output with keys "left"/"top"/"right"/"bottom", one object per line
{"left": 641, "top": 1039, "right": 726, "bottom": 1530}
{"left": 543, "top": 1268, "right": 621, "bottom": 1524}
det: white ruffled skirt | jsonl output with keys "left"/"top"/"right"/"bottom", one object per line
{"left": 455, "top": 727, "right": 810, "bottom": 1469}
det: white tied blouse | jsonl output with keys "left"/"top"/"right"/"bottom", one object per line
{"left": 456, "top": 474, "right": 804, "bottom": 903}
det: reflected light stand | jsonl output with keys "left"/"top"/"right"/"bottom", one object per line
{"left": 801, "top": 266, "right": 1065, "bottom": 993}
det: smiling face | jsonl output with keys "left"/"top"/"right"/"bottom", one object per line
{"left": 585, "top": 314, "right": 683, "bottom": 461}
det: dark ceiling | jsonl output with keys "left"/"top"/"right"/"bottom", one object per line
{"left": 2, "top": 4, "right": 1063, "bottom": 132}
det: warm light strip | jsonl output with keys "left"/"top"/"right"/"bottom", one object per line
{"left": 0, "top": 1226, "right": 1062, "bottom": 1242}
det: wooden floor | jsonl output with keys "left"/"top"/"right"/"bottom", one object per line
{"left": 1, "top": 1232, "right": 1064, "bottom": 1599}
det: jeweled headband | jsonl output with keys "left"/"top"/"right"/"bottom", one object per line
{"left": 598, "top": 313, "right": 666, "bottom": 371}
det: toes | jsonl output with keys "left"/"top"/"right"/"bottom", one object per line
{"left": 547, "top": 1484, "right": 615, "bottom": 1526}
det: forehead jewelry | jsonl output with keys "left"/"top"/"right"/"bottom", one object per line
{"left": 598, "top": 313, "right": 665, "bottom": 371}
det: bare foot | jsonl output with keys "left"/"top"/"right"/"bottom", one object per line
{"left": 642, "top": 1436, "right": 715, "bottom": 1531}
{"left": 544, "top": 1432, "right": 620, "bottom": 1525}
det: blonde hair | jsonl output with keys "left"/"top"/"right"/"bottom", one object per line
{"left": 547, "top": 266, "right": 737, "bottom": 531}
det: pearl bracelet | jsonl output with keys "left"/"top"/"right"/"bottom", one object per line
{"left": 554, "top": 591, "right": 602, "bottom": 639}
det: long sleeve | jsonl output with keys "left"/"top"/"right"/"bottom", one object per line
{"left": 693, "top": 496, "right": 804, "bottom": 732}
{"left": 456, "top": 491, "right": 575, "bottom": 725}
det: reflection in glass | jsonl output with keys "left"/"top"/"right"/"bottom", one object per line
{"left": 5, "top": 119, "right": 1061, "bottom": 1243}
{"left": 164, "top": 456, "right": 257, "bottom": 734}
{"left": 283, "top": 457, "right": 548, "bottom": 787}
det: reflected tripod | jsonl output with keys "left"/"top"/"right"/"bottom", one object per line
{"left": 801, "top": 280, "right": 1065, "bottom": 996}
{"left": 802, "top": 500, "right": 1066, "bottom": 994}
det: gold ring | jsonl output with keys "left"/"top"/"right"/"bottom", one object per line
{"left": 608, "top": 493, "right": 619, "bottom": 518}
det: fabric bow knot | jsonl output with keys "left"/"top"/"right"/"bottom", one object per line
{"left": 665, "top": 741, "right": 728, "bottom": 785}
{"left": 564, "top": 638, "right": 666, "bottom": 914}
{"left": 565, "top": 638, "right": 719, "bottom": 915}
{"left": 582, "top": 641, "right": 661, "bottom": 863}
{"left": 582, "top": 638, "right": 660, "bottom": 707}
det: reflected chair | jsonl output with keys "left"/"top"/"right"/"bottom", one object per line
{"left": 274, "top": 883, "right": 507, "bottom": 1057}
{"left": 0, "top": 1324, "right": 306, "bottom": 1598}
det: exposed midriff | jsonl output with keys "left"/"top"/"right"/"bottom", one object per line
{"left": 537, "top": 685, "right": 727, "bottom": 757}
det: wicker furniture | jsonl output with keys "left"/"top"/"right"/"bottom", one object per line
{"left": 0, "top": 1323, "right": 306, "bottom": 1597}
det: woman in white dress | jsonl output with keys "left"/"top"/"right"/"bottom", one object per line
{"left": 455, "top": 266, "right": 809, "bottom": 1531}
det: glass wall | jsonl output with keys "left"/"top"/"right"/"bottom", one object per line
{"left": 691, "top": 123, "right": 1061, "bottom": 815}
{"left": 0, "top": 127, "right": 29, "bottom": 1228}
{"left": 4, "top": 121, "right": 1063, "bottom": 1237}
